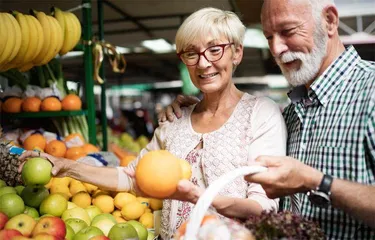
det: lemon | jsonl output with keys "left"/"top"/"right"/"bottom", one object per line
{"left": 121, "top": 201, "right": 145, "bottom": 220}
{"left": 82, "top": 182, "right": 98, "bottom": 194}
{"left": 69, "top": 182, "right": 87, "bottom": 196}
{"left": 139, "top": 212, "right": 154, "bottom": 228}
{"left": 179, "top": 159, "right": 192, "bottom": 180}
{"left": 92, "top": 195, "right": 114, "bottom": 213}
{"left": 149, "top": 198, "right": 163, "bottom": 211}
{"left": 52, "top": 177, "right": 71, "bottom": 187}
{"left": 115, "top": 216, "right": 127, "bottom": 223}
{"left": 112, "top": 210, "right": 122, "bottom": 218}
{"left": 136, "top": 197, "right": 150, "bottom": 208}
{"left": 114, "top": 192, "right": 136, "bottom": 209}
{"left": 72, "top": 191, "right": 91, "bottom": 208}
{"left": 49, "top": 184, "right": 72, "bottom": 200}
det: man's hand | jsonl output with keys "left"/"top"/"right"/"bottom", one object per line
{"left": 158, "top": 95, "right": 200, "bottom": 122}
{"left": 244, "top": 156, "right": 323, "bottom": 199}
{"left": 18, "top": 151, "right": 75, "bottom": 177}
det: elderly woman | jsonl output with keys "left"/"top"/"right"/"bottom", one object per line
{"left": 20, "top": 7, "right": 286, "bottom": 239}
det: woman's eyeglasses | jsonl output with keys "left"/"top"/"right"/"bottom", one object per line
{"left": 177, "top": 43, "right": 234, "bottom": 66}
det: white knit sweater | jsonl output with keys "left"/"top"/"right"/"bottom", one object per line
{"left": 119, "top": 93, "right": 287, "bottom": 239}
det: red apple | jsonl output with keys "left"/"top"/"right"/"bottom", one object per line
{"left": 31, "top": 216, "right": 66, "bottom": 239}
{"left": 5, "top": 213, "right": 36, "bottom": 237}
{"left": 10, "top": 236, "right": 32, "bottom": 240}
{"left": 0, "top": 229, "right": 23, "bottom": 240}
{"left": 33, "top": 233, "right": 64, "bottom": 240}
{"left": 0, "top": 212, "right": 8, "bottom": 230}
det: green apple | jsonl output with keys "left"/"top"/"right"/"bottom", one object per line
{"left": 39, "top": 193, "right": 67, "bottom": 217}
{"left": 0, "top": 187, "right": 16, "bottom": 197}
{"left": 127, "top": 220, "right": 148, "bottom": 240}
{"left": 5, "top": 213, "right": 36, "bottom": 237}
{"left": 0, "top": 193, "right": 25, "bottom": 218}
{"left": 21, "top": 186, "right": 49, "bottom": 208}
{"left": 0, "top": 180, "right": 6, "bottom": 188}
{"left": 73, "top": 226, "right": 104, "bottom": 240}
{"left": 91, "top": 213, "right": 116, "bottom": 226}
{"left": 108, "top": 223, "right": 138, "bottom": 240}
{"left": 65, "top": 218, "right": 88, "bottom": 234}
{"left": 14, "top": 186, "right": 24, "bottom": 196}
{"left": 21, "top": 157, "right": 52, "bottom": 186}
{"left": 91, "top": 218, "right": 115, "bottom": 236}
{"left": 24, "top": 206, "right": 39, "bottom": 219}
{"left": 67, "top": 201, "right": 79, "bottom": 209}
{"left": 62, "top": 207, "right": 91, "bottom": 226}
{"left": 65, "top": 224, "right": 75, "bottom": 240}
{"left": 85, "top": 205, "right": 102, "bottom": 220}
{"left": 147, "top": 231, "right": 155, "bottom": 240}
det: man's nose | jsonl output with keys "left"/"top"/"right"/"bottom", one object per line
{"left": 269, "top": 35, "right": 288, "bottom": 58}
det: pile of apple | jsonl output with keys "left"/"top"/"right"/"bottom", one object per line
{"left": 0, "top": 157, "right": 159, "bottom": 240}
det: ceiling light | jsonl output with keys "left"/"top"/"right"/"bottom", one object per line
{"left": 243, "top": 28, "right": 269, "bottom": 49}
{"left": 115, "top": 46, "right": 131, "bottom": 54}
{"left": 141, "top": 39, "right": 174, "bottom": 53}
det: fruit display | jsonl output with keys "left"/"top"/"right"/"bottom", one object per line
{"left": 0, "top": 163, "right": 160, "bottom": 239}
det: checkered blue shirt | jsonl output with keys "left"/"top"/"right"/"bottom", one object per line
{"left": 281, "top": 46, "right": 375, "bottom": 239}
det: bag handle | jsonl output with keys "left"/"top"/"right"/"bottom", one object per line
{"left": 184, "top": 166, "right": 267, "bottom": 239}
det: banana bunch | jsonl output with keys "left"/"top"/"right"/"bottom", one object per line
{"left": 0, "top": 12, "right": 22, "bottom": 71}
{"left": 52, "top": 7, "right": 82, "bottom": 56}
{"left": 31, "top": 10, "right": 64, "bottom": 67}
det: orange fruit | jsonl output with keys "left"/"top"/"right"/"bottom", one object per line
{"left": 64, "top": 146, "right": 86, "bottom": 160}
{"left": 82, "top": 143, "right": 99, "bottom": 154}
{"left": 64, "top": 133, "right": 85, "bottom": 144}
{"left": 45, "top": 140, "right": 67, "bottom": 157}
{"left": 120, "top": 155, "right": 136, "bottom": 167}
{"left": 23, "top": 134, "right": 47, "bottom": 151}
{"left": 40, "top": 97, "right": 62, "bottom": 111}
{"left": 61, "top": 94, "right": 82, "bottom": 111}
{"left": 179, "top": 159, "right": 192, "bottom": 180}
{"left": 135, "top": 150, "right": 182, "bottom": 198}
{"left": 22, "top": 97, "right": 41, "bottom": 112}
{"left": 2, "top": 97, "right": 23, "bottom": 113}
{"left": 177, "top": 215, "right": 218, "bottom": 237}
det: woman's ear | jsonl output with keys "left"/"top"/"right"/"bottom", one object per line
{"left": 233, "top": 44, "right": 244, "bottom": 65}
{"left": 324, "top": 5, "right": 339, "bottom": 37}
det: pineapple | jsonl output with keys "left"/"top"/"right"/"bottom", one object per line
{"left": 0, "top": 127, "right": 23, "bottom": 186}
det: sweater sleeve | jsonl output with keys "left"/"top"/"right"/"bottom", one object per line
{"left": 116, "top": 120, "right": 170, "bottom": 191}
{"left": 246, "top": 97, "right": 287, "bottom": 211}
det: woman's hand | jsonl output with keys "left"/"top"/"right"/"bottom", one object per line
{"left": 18, "top": 151, "right": 75, "bottom": 178}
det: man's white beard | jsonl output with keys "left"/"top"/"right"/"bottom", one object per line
{"left": 275, "top": 25, "right": 328, "bottom": 87}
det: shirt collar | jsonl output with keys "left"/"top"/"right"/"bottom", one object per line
{"left": 310, "top": 45, "right": 360, "bottom": 107}
{"left": 287, "top": 46, "right": 361, "bottom": 107}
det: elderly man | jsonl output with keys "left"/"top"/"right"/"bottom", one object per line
{"left": 161, "top": 0, "right": 375, "bottom": 239}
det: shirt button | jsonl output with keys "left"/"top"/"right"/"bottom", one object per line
{"left": 301, "top": 143, "right": 307, "bottom": 150}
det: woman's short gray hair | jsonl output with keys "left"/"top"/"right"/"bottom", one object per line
{"left": 175, "top": 7, "right": 246, "bottom": 53}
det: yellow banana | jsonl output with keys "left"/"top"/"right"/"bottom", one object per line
{"left": 0, "top": 13, "right": 17, "bottom": 67}
{"left": 4, "top": 13, "right": 22, "bottom": 65}
{"left": 32, "top": 11, "right": 51, "bottom": 66}
{"left": 0, "top": 14, "right": 7, "bottom": 59}
{"left": 22, "top": 14, "right": 39, "bottom": 66}
{"left": 52, "top": 7, "right": 65, "bottom": 38}
{"left": 59, "top": 12, "right": 76, "bottom": 55}
{"left": 18, "top": 15, "right": 44, "bottom": 72}
{"left": 50, "top": 16, "right": 64, "bottom": 57}
{"left": 39, "top": 15, "right": 62, "bottom": 65}
{"left": 67, "top": 12, "right": 81, "bottom": 49}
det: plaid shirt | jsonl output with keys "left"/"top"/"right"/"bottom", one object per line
{"left": 282, "top": 46, "right": 375, "bottom": 239}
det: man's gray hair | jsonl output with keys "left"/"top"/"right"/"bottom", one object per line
{"left": 308, "top": 0, "right": 336, "bottom": 23}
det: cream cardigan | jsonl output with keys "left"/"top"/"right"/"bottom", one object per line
{"left": 117, "top": 93, "right": 287, "bottom": 239}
